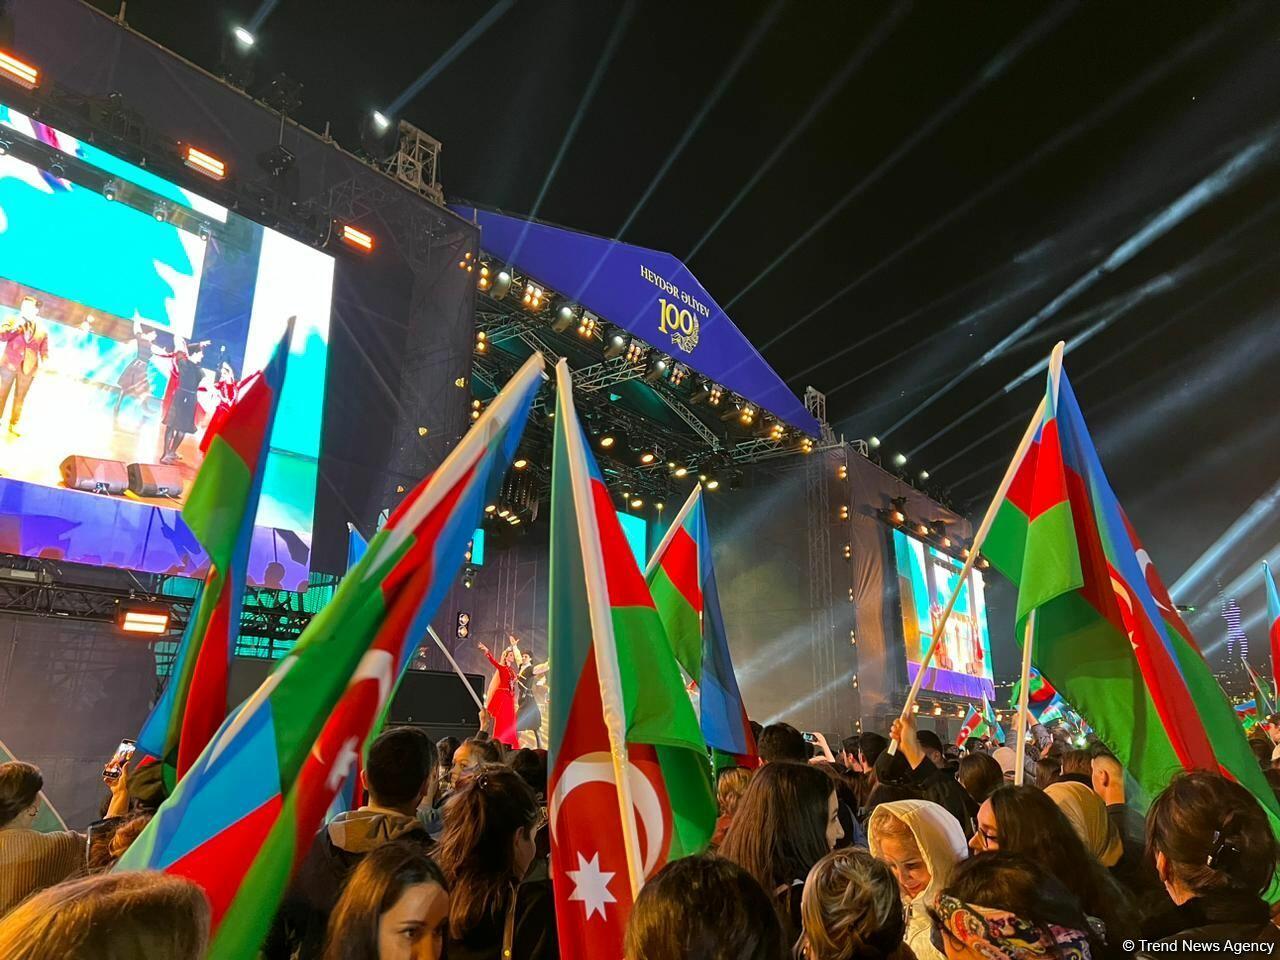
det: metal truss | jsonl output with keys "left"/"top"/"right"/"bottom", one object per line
{"left": 391, "top": 122, "right": 444, "bottom": 207}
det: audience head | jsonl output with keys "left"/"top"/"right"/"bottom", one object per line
{"left": 436, "top": 737, "right": 461, "bottom": 773}
{"left": 1060, "top": 749, "right": 1093, "bottom": 780}
{"left": 1044, "top": 780, "right": 1123, "bottom": 868}
{"left": 839, "top": 736, "right": 861, "bottom": 770}
{"left": 716, "top": 766, "right": 754, "bottom": 818}
{"left": 507, "top": 748, "right": 547, "bottom": 801}
{"left": 1089, "top": 752, "right": 1125, "bottom": 804}
{"left": 863, "top": 782, "right": 920, "bottom": 819}
{"left": 623, "top": 854, "right": 785, "bottom": 960}
{"left": 450, "top": 737, "right": 502, "bottom": 781}
{"left": 868, "top": 799, "right": 968, "bottom": 906}
{"left": 957, "top": 753, "right": 1003, "bottom": 806}
{"left": 801, "top": 848, "right": 907, "bottom": 960}
{"left": 1248, "top": 736, "right": 1272, "bottom": 768}
{"left": 0, "top": 760, "right": 42, "bottom": 828}
{"left": 721, "top": 762, "right": 842, "bottom": 895}
{"left": 323, "top": 841, "right": 449, "bottom": 960}
{"left": 991, "top": 746, "right": 1017, "bottom": 781}
{"left": 858, "top": 732, "right": 890, "bottom": 771}
{"left": 435, "top": 765, "right": 540, "bottom": 939}
{"left": 758, "top": 723, "right": 809, "bottom": 764}
{"left": 364, "top": 727, "right": 438, "bottom": 813}
{"left": 1146, "top": 770, "right": 1277, "bottom": 903}
{"left": 1033, "top": 755, "right": 1061, "bottom": 790}
{"left": 0, "top": 871, "right": 210, "bottom": 960}
{"left": 934, "top": 854, "right": 1098, "bottom": 960}
{"left": 914, "top": 729, "right": 945, "bottom": 766}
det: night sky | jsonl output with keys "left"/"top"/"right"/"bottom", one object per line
{"left": 87, "top": 0, "right": 1280, "bottom": 671}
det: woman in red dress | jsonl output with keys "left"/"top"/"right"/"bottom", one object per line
{"left": 478, "top": 641, "right": 518, "bottom": 748}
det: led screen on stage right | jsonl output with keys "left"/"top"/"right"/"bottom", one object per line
{"left": 893, "top": 527, "right": 995, "bottom": 700}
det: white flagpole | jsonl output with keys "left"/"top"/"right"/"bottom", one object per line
{"left": 426, "top": 625, "right": 485, "bottom": 711}
{"left": 1013, "top": 610, "right": 1036, "bottom": 785}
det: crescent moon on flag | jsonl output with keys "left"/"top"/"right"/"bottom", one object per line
{"left": 551, "top": 751, "right": 668, "bottom": 878}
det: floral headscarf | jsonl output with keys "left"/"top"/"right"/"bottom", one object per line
{"left": 932, "top": 893, "right": 1093, "bottom": 960}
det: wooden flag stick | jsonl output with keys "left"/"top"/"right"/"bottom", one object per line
{"left": 888, "top": 393, "right": 1047, "bottom": 756}
{"left": 1013, "top": 609, "right": 1037, "bottom": 786}
{"left": 426, "top": 625, "right": 485, "bottom": 711}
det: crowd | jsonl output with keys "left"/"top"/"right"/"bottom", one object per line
{"left": 2, "top": 710, "right": 1280, "bottom": 960}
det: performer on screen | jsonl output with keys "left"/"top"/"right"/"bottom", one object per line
{"left": 0, "top": 296, "right": 50, "bottom": 437}
{"left": 159, "top": 335, "right": 211, "bottom": 426}
{"left": 477, "top": 638, "right": 519, "bottom": 748}
{"left": 114, "top": 322, "right": 162, "bottom": 422}
{"left": 199, "top": 360, "right": 241, "bottom": 455}
{"left": 159, "top": 344, "right": 206, "bottom": 465}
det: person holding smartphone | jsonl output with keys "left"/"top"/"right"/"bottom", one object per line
{"left": 0, "top": 753, "right": 131, "bottom": 917}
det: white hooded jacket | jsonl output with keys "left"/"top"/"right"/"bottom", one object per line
{"left": 868, "top": 798, "right": 969, "bottom": 960}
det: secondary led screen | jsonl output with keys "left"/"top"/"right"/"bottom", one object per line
{"left": 893, "top": 527, "right": 995, "bottom": 700}
{"left": 0, "top": 102, "right": 333, "bottom": 588}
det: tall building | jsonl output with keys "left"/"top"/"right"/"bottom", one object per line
{"left": 1220, "top": 593, "right": 1249, "bottom": 664}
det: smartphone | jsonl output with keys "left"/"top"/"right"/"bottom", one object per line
{"left": 103, "top": 738, "right": 136, "bottom": 781}
{"left": 802, "top": 732, "right": 818, "bottom": 744}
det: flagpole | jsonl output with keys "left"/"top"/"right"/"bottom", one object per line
{"left": 1013, "top": 609, "right": 1036, "bottom": 785}
{"left": 426, "top": 625, "right": 486, "bottom": 711}
{"left": 888, "top": 393, "right": 1048, "bottom": 756}
{"left": 644, "top": 484, "right": 701, "bottom": 578}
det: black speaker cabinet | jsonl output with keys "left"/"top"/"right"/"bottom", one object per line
{"left": 60, "top": 455, "right": 129, "bottom": 495}
{"left": 128, "top": 462, "right": 185, "bottom": 498}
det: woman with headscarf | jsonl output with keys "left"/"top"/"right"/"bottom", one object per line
{"left": 1044, "top": 781, "right": 1124, "bottom": 869}
{"left": 867, "top": 798, "right": 968, "bottom": 960}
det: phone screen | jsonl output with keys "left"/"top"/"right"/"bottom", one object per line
{"left": 803, "top": 732, "right": 818, "bottom": 743}
{"left": 103, "top": 738, "right": 136, "bottom": 780}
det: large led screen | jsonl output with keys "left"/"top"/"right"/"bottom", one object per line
{"left": 893, "top": 527, "right": 995, "bottom": 700}
{"left": 0, "top": 102, "right": 333, "bottom": 589}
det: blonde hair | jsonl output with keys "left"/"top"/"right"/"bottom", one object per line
{"left": 802, "top": 848, "right": 906, "bottom": 960}
{"left": 874, "top": 813, "right": 919, "bottom": 852}
{"left": 717, "top": 767, "right": 753, "bottom": 818}
{"left": 0, "top": 871, "right": 209, "bottom": 960}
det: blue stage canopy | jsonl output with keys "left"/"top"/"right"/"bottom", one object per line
{"left": 451, "top": 205, "right": 821, "bottom": 437}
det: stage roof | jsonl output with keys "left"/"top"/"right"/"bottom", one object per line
{"left": 450, "top": 205, "right": 822, "bottom": 437}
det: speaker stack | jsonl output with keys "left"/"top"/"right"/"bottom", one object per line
{"left": 59, "top": 456, "right": 128, "bottom": 495}
{"left": 126, "top": 462, "right": 185, "bottom": 498}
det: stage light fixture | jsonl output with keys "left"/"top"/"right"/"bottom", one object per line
{"left": 373, "top": 110, "right": 391, "bottom": 131}
{"left": 0, "top": 139, "right": 8, "bottom": 155}
{"left": 843, "top": 544, "right": 852, "bottom": 560}
{"left": 799, "top": 437, "right": 814, "bottom": 454}
{"left": 769, "top": 421, "right": 786, "bottom": 442}
{"left": 912, "top": 703, "right": 920, "bottom": 714}
{"left": 655, "top": 501, "right": 665, "bottom": 511}
{"left": 497, "top": 508, "right": 510, "bottom": 518}
{"left": 630, "top": 497, "right": 643, "bottom": 509}
{"left": 578, "top": 313, "right": 598, "bottom": 338}
{"left": 197, "top": 223, "right": 212, "bottom": 242}
{"left": 183, "top": 145, "right": 227, "bottom": 181}
{"left": 457, "top": 250, "right": 475, "bottom": 272}
{"left": 838, "top": 505, "right": 849, "bottom": 520}
{"left": 977, "top": 557, "right": 990, "bottom": 570}
{"left": 708, "top": 386, "right": 723, "bottom": 406}
{"left": 892, "top": 452, "right": 907, "bottom": 467}
{"left": 961, "top": 546, "right": 970, "bottom": 559}
{"left": 359, "top": 111, "right": 399, "bottom": 161}
{"left": 673, "top": 466, "right": 688, "bottom": 478}
{"left": 599, "top": 434, "right": 616, "bottom": 449}
{"left": 668, "top": 363, "right": 687, "bottom": 387}
{"left": 603, "top": 332, "right": 628, "bottom": 360}
{"left": 339, "top": 224, "right": 375, "bottom": 253}
{"left": 0, "top": 50, "right": 40, "bottom": 90}
{"left": 491, "top": 270, "right": 512, "bottom": 300}
{"left": 477, "top": 264, "right": 491, "bottom": 291}
{"left": 918, "top": 469, "right": 930, "bottom": 481}
{"left": 837, "top": 464, "right": 847, "bottom": 480}
{"left": 118, "top": 606, "right": 169, "bottom": 636}
{"left": 474, "top": 330, "right": 488, "bottom": 354}
{"left": 644, "top": 356, "right": 668, "bottom": 383}
{"left": 738, "top": 404, "right": 756, "bottom": 426}
{"left": 889, "top": 509, "right": 905, "bottom": 524}
{"left": 941, "top": 536, "right": 952, "bottom": 548}
{"left": 706, "top": 479, "right": 720, "bottom": 490}
{"left": 624, "top": 340, "right": 646, "bottom": 364}
{"left": 234, "top": 26, "right": 256, "bottom": 47}
{"left": 916, "top": 523, "right": 929, "bottom": 536}
{"left": 868, "top": 436, "right": 881, "bottom": 449}
{"left": 484, "top": 504, "right": 496, "bottom": 513}
{"left": 102, "top": 180, "right": 118, "bottom": 202}
{"left": 513, "top": 457, "right": 529, "bottom": 470}
{"left": 639, "top": 451, "right": 656, "bottom": 465}
{"left": 933, "top": 705, "right": 943, "bottom": 716}
{"left": 556, "top": 304, "right": 577, "bottom": 330}
{"left": 153, "top": 201, "right": 170, "bottom": 222}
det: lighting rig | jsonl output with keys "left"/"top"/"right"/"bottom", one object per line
{"left": 874, "top": 496, "right": 989, "bottom": 570}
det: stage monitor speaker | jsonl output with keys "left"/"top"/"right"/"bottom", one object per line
{"left": 388, "top": 669, "right": 486, "bottom": 728}
{"left": 128, "top": 462, "right": 185, "bottom": 498}
{"left": 60, "top": 455, "right": 129, "bottom": 495}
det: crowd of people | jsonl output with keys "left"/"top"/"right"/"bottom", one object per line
{"left": 2, "top": 709, "right": 1280, "bottom": 959}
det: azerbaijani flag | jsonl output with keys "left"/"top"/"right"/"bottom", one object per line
{"left": 1009, "top": 666, "right": 1057, "bottom": 718}
{"left": 118, "top": 353, "right": 545, "bottom": 960}
{"left": 136, "top": 320, "right": 294, "bottom": 786}
{"left": 1242, "top": 657, "right": 1276, "bottom": 718}
{"left": 646, "top": 484, "right": 758, "bottom": 768}
{"left": 547, "top": 358, "right": 716, "bottom": 959}
{"left": 982, "top": 345, "right": 1280, "bottom": 840}
{"left": 1266, "top": 562, "right": 1280, "bottom": 701}
{"left": 324, "top": 524, "right": 372, "bottom": 823}
{"left": 981, "top": 693, "right": 1006, "bottom": 745}
{"left": 955, "top": 705, "right": 986, "bottom": 746}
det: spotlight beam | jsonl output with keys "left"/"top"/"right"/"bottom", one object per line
{"left": 684, "top": 0, "right": 910, "bottom": 263}
{"left": 385, "top": 0, "right": 515, "bottom": 117}
{"left": 247, "top": 0, "right": 282, "bottom": 33}
{"left": 507, "top": 0, "right": 636, "bottom": 265}
{"left": 733, "top": 4, "right": 1076, "bottom": 317}
{"left": 1172, "top": 478, "right": 1280, "bottom": 602}
{"left": 615, "top": 0, "right": 785, "bottom": 241}
{"left": 878, "top": 127, "right": 1280, "bottom": 443}
{"left": 756, "top": 8, "right": 1251, "bottom": 347}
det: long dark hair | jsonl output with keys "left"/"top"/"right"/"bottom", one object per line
{"left": 1146, "top": 771, "right": 1277, "bottom": 899}
{"left": 957, "top": 753, "right": 1003, "bottom": 805}
{"left": 0, "top": 761, "right": 41, "bottom": 827}
{"left": 940, "top": 853, "right": 1102, "bottom": 959}
{"left": 434, "top": 764, "right": 539, "bottom": 940}
{"left": 624, "top": 854, "right": 786, "bottom": 960}
{"left": 988, "top": 785, "right": 1132, "bottom": 941}
{"left": 323, "top": 841, "right": 447, "bottom": 960}
{"left": 720, "top": 762, "right": 834, "bottom": 894}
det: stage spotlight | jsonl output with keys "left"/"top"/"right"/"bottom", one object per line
{"left": 892, "top": 452, "right": 907, "bottom": 467}
{"left": 474, "top": 330, "right": 488, "bottom": 354}
{"left": 644, "top": 356, "right": 668, "bottom": 383}
{"left": 491, "top": 270, "right": 512, "bottom": 300}
{"left": 0, "top": 50, "right": 40, "bottom": 90}
{"left": 485, "top": 504, "right": 497, "bottom": 513}
{"left": 102, "top": 179, "right": 119, "bottom": 202}
{"left": 837, "top": 464, "right": 847, "bottom": 480}
{"left": 977, "top": 557, "right": 990, "bottom": 570}
{"left": 339, "top": 223, "right": 375, "bottom": 253}
{"left": 153, "top": 201, "right": 170, "bottom": 222}
{"left": 668, "top": 364, "right": 687, "bottom": 387}
{"left": 708, "top": 385, "right": 723, "bottom": 406}
{"left": 769, "top": 421, "right": 786, "bottom": 442}
{"left": 738, "top": 404, "right": 756, "bottom": 426}
{"left": 933, "top": 705, "right": 943, "bottom": 716}
{"left": 233, "top": 26, "right": 256, "bottom": 47}
{"left": 219, "top": 32, "right": 255, "bottom": 89}
{"left": 599, "top": 434, "right": 616, "bottom": 449}
{"left": 457, "top": 251, "right": 474, "bottom": 272}
{"left": 359, "top": 110, "right": 399, "bottom": 161}
{"left": 183, "top": 144, "right": 227, "bottom": 181}
{"left": 912, "top": 703, "right": 920, "bottom": 715}
{"left": 918, "top": 469, "right": 930, "bottom": 481}
{"left": 843, "top": 544, "right": 852, "bottom": 560}
{"left": 689, "top": 380, "right": 712, "bottom": 404}
{"left": 915, "top": 523, "right": 929, "bottom": 536}
{"left": 639, "top": 449, "right": 657, "bottom": 465}
{"left": 630, "top": 497, "right": 643, "bottom": 509}
{"left": 197, "top": 223, "right": 213, "bottom": 242}
{"left": 477, "top": 263, "right": 492, "bottom": 292}
{"left": 673, "top": 465, "right": 688, "bottom": 478}
{"left": 262, "top": 73, "right": 304, "bottom": 115}
{"left": 603, "top": 332, "right": 628, "bottom": 360}
{"left": 624, "top": 339, "right": 646, "bottom": 364}
{"left": 118, "top": 606, "right": 169, "bottom": 636}
{"left": 655, "top": 501, "right": 665, "bottom": 511}
{"left": 868, "top": 436, "right": 881, "bottom": 449}
{"left": 961, "top": 547, "right": 971, "bottom": 559}
{"left": 706, "top": 478, "right": 720, "bottom": 490}
{"left": 556, "top": 304, "right": 578, "bottom": 330}
{"left": 513, "top": 457, "right": 529, "bottom": 470}
{"left": 578, "top": 312, "right": 598, "bottom": 338}
{"left": 838, "top": 505, "right": 849, "bottom": 520}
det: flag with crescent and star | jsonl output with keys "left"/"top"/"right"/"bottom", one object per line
{"left": 982, "top": 345, "right": 1280, "bottom": 857}
{"left": 117, "top": 353, "right": 545, "bottom": 960}
{"left": 646, "top": 483, "right": 758, "bottom": 769}
{"left": 547, "top": 358, "right": 716, "bottom": 959}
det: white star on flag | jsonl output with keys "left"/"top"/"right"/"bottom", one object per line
{"left": 567, "top": 851, "right": 616, "bottom": 920}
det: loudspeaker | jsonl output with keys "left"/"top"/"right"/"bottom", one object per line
{"left": 60, "top": 455, "right": 128, "bottom": 495}
{"left": 389, "top": 669, "right": 487, "bottom": 727}
{"left": 128, "top": 462, "right": 185, "bottom": 498}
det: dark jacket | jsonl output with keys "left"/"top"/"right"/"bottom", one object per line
{"left": 875, "top": 751, "right": 976, "bottom": 836}
{"left": 1137, "top": 894, "right": 1280, "bottom": 959}
{"left": 264, "top": 808, "right": 432, "bottom": 960}
{"left": 447, "top": 875, "right": 559, "bottom": 960}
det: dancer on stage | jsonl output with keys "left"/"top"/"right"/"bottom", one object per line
{"left": 113, "top": 322, "right": 161, "bottom": 422}
{"left": 158, "top": 335, "right": 211, "bottom": 427}
{"left": 198, "top": 360, "right": 240, "bottom": 455}
{"left": 159, "top": 344, "right": 206, "bottom": 465}
{"left": 477, "top": 638, "right": 519, "bottom": 748}
{"left": 0, "top": 296, "right": 50, "bottom": 437}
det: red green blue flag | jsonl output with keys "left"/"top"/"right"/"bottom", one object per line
{"left": 1265, "top": 562, "right": 1280, "bottom": 701}
{"left": 955, "top": 705, "right": 985, "bottom": 746}
{"left": 982, "top": 347, "right": 1280, "bottom": 842}
{"left": 646, "top": 484, "right": 758, "bottom": 769}
{"left": 981, "top": 693, "right": 1005, "bottom": 745}
{"left": 136, "top": 319, "right": 294, "bottom": 787}
{"left": 547, "top": 358, "right": 716, "bottom": 959}
{"left": 1242, "top": 657, "right": 1276, "bottom": 718}
{"left": 117, "top": 353, "right": 545, "bottom": 960}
